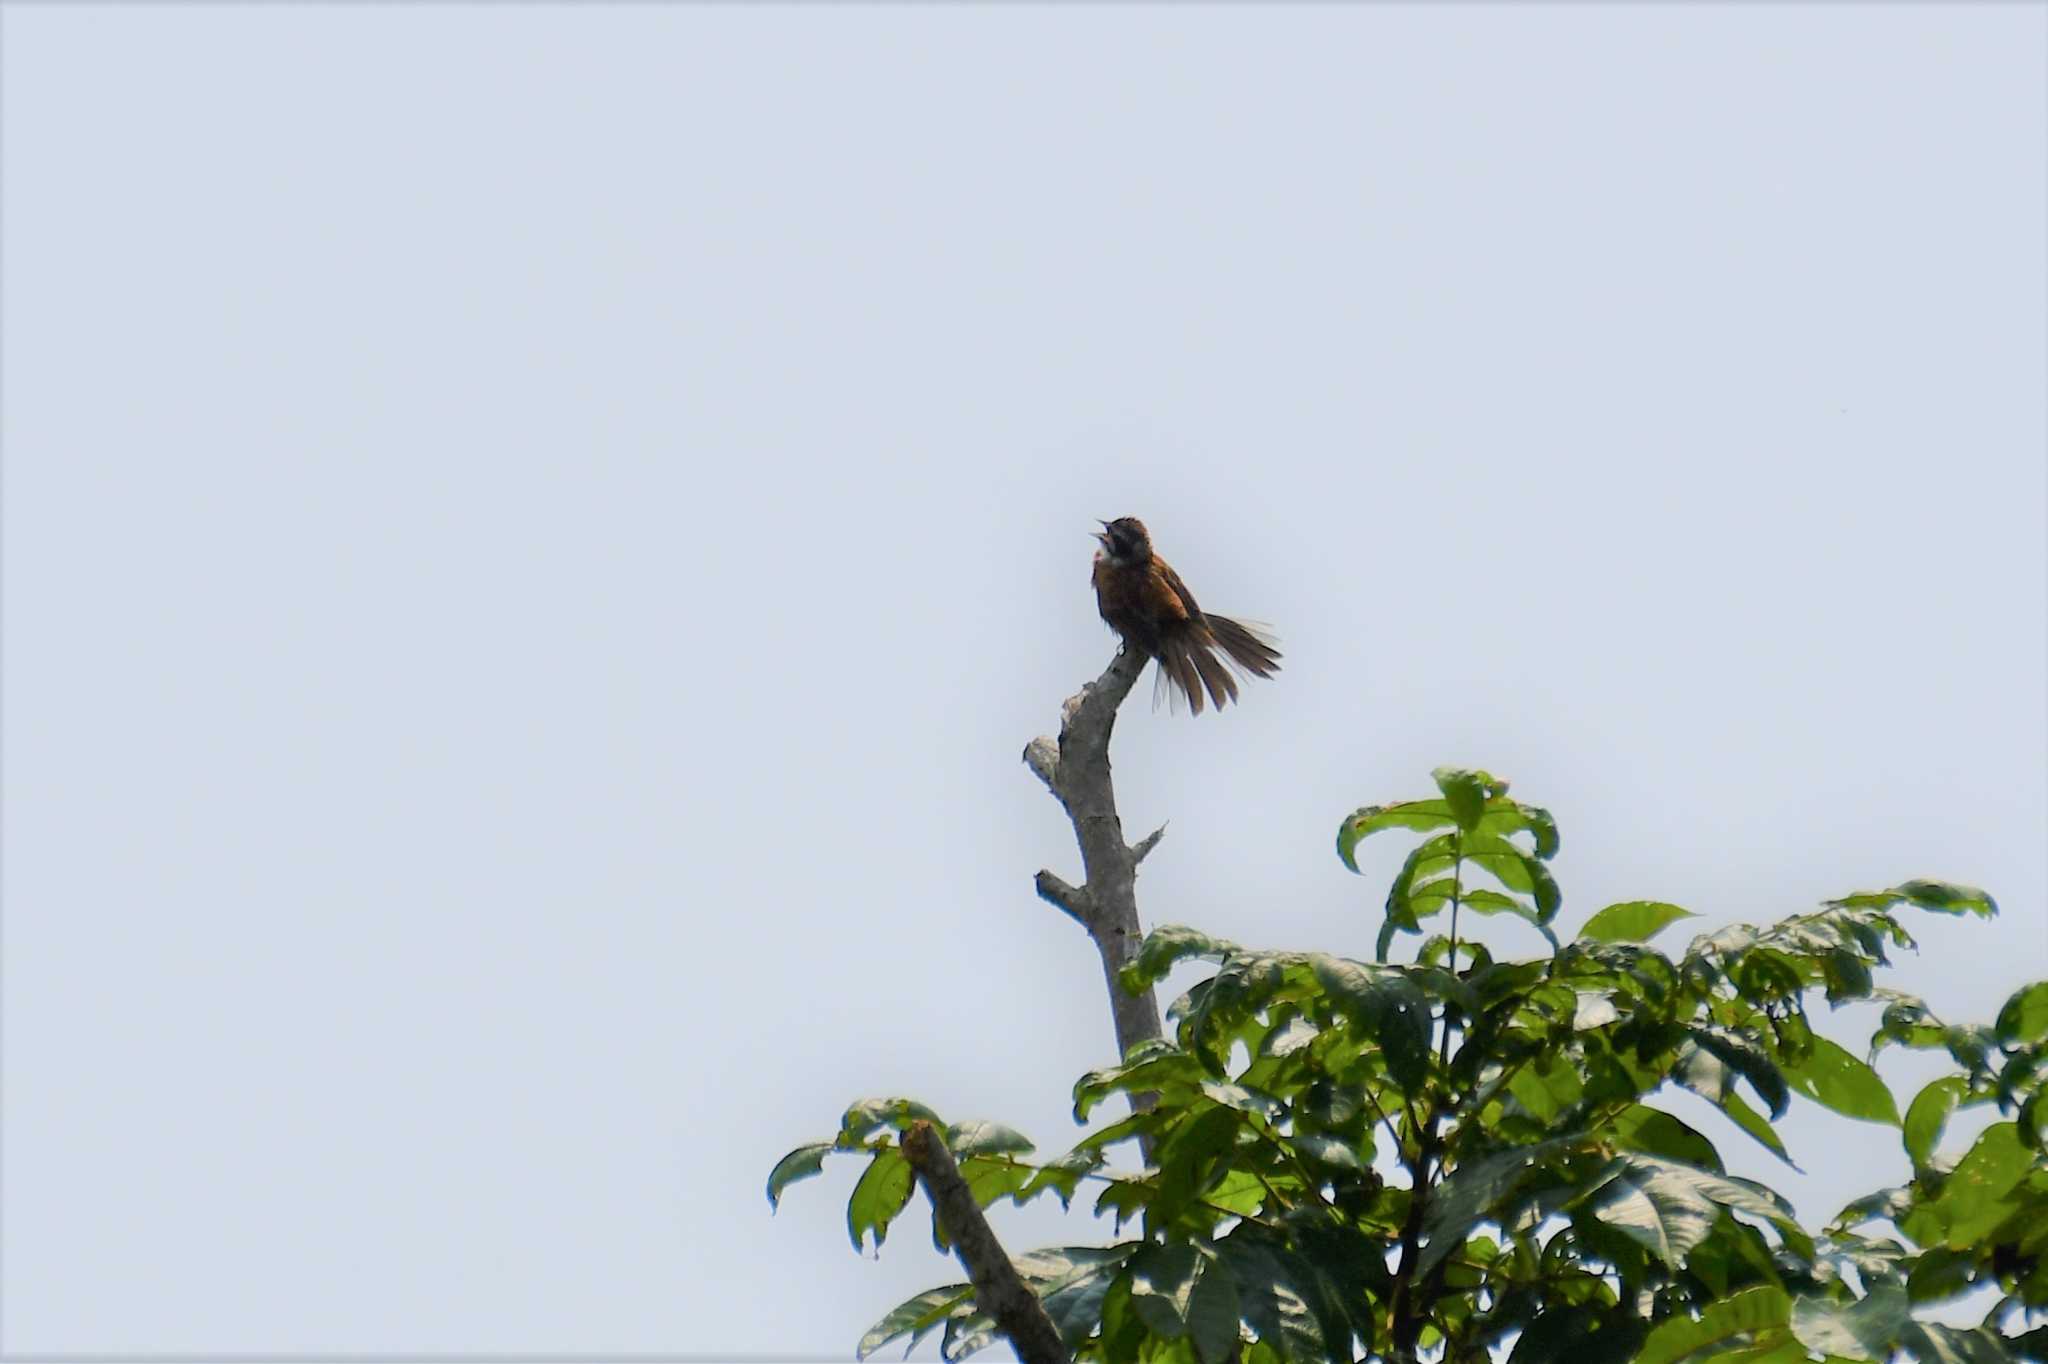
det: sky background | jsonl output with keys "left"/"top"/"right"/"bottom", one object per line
{"left": 3, "top": 3, "right": 2043, "bottom": 1359}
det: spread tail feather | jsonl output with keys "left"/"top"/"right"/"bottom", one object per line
{"left": 1189, "top": 639, "right": 1239, "bottom": 711}
{"left": 1152, "top": 635, "right": 1211, "bottom": 715}
{"left": 1146, "top": 618, "right": 1282, "bottom": 717}
{"left": 1207, "top": 615, "right": 1282, "bottom": 678}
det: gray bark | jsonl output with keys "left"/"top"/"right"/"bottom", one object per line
{"left": 903, "top": 1121, "right": 1070, "bottom": 1364}
{"left": 1023, "top": 645, "right": 1166, "bottom": 1086}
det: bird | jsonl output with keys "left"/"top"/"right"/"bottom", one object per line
{"left": 1091, "top": 516, "right": 1281, "bottom": 715}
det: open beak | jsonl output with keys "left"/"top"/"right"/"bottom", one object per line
{"left": 1093, "top": 521, "right": 1112, "bottom": 549}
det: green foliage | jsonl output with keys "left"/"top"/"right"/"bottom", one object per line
{"left": 772, "top": 769, "right": 2047, "bottom": 1363}
{"left": 1341, "top": 767, "right": 1563, "bottom": 962}
{"left": 1579, "top": 902, "right": 1698, "bottom": 945}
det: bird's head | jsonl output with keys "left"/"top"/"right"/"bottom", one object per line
{"left": 1095, "top": 516, "right": 1151, "bottom": 566}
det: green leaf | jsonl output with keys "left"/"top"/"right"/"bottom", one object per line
{"left": 1129, "top": 1241, "right": 1201, "bottom": 1338}
{"left": 1824, "top": 947, "right": 1876, "bottom": 1004}
{"left": 766, "top": 1141, "right": 832, "bottom": 1210}
{"left": 1790, "top": 1281, "right": 1911, "bottom": 1361}
{"left": 1405, "top": 875, "right": 1462, "bottom": 919}
{"left": 1434, "top": 766, "right": 1504, "bottom": 832}
{"left": 1217, "top": 1236, "right": 1328, "bottom": 1364}
{"left": 1020, "top": 1148, "right": 1106, "bottom": 1210}
{"left": 1261, "top": 1015, "right": 1319, "bottom": 1058}
{"left": 1831, "top": 1185, "right": 1913, "bottom": 1233}
{"left": 1379, "top": 1008, "right": 1434, "bottom": 1096}
{"left": 1292, "top": 1132, "right": 1367, "bottom": 1174}
{"left": 1200, "top": 1080, "right": 1285, "bottom": 1120}
{"left": 1907, "top": 1245, "right": 1979, "bottom": 1304}
{"left": 1941, "top": 1024, "right": 1999, "bottom": 1078}
{"left": 1442, "top": 885, "right": 1557, "bottom": 946}
{"left": 1170, "top": 953, "right": 1308, "bottom": 1067}
{"left": 1312, "top": 957, "right": 1431, "bottom": 1092}
{"left": 1623, "top": 1154, "right": 1798, "bottom": 1225}
{"left": 1013, "top": 1244, "right": 1140, "bottom": 1281}
{"left": 1041, "top": 1280, "right": 1116, "bottom": 1352}
{"left": 1633, "top": 1285, "right": 1792, "bottom": 1364}
{"left": 1376, "top": 913, "right": 1402, "bottom": 964}
{"left": 1032, "top": 1250, "right": 1139, "bottom": 1349}
{"left": 858, "top": 1283, "right": 975, "bottom": 1360}
{"left": 1338, "top": 800, "right": 1457, "bottom": 872}
{"left": 2020, "top": 1089, "right": 2047, "bottom": 1153}
{"left": 1306, "top": 953, "right": 1387, "bottom": 1010}
{"left": 1687, "top": 1027, "right": 1791, "bottom": 1119}
{"left": 957, "top": 1154, "right": 1031, "bottom": 1211}
{"left": 1694, "top": 1338, "right": 1810, "bottom": 1364}
{"left": 838, "top": 1096, "right": 943, "bottom": 1146}
{"left": 1894, "top": 879, "right": 1999, "bottom": 917}
{"left": 1074, "top": 1046, "right": 1205, "bottom": 1121}
{"left": 1127, "top": 924, "right": 1242, "bottom": 990}
{"left": 947, "top": 1120, "right": 1035, "bottom": 1158}
{"left": 941, "top": 1310, "right": 998, "bottom": 1361}
{"left": 2009, "top": 1323, "right": 2048, "bottom": 1364}
{"left": 1580, "top": 901, "right": 1698, "bottom": 944}
{"left": 1093, "top": 1177, "right": 1153, "bottom": 1232}
{"left": 1187, "top": 1255, "right": 1243, "bottom": 1364}
{"left": 847, "top": 1147, "right": 915, "bottom": 1254}
{"left": 1204, "top": 1168, "right": 1268, "bottom": 1219}
{"left": 1506, "top": 1307, "right": 1597, "bottom": 1364}
{"left": 1783, "top": 1036, "right": 1899, "bottom": 1125}
{"left": 1457, "top": 832, "right": 1563, "bottom": 930}
{"left": 1903, "top": 1321, "right": 2016, "bottom": 1364}
{"left": 1412, "top": 963, "right": 1482, "bottom": 1019}
{"left": 1527, "top": 860, "right": 1563, "bottom": 924}
{"left": 1151, "top": 1105, "right": 1247, "bottom": 1231}
{"left": 1586, "top": 1163, "right": 1719, "bottom": 1266}
{"left": 1479, "top": 799, "right": 1561, "bottom": 860}
{"left": 1420, "top": 1141, "right": 1571, "bottom": 1274}
{"left": 1872, "top": 992, "right": 1950, "bottom": 1054}
{"left": 1902, "top": 1122, "right": 2035, "bottom": 1249}
{"left": 1385, "top": 834, "right": 1458, "bottom": 931}
{"left": 1507, "top": 1053, "right": 1582, "bottom": 1123}
{"left": 1833, "top": 880, "right": 1998, "bottom": 919}
{"left": 1071, "top": 1109, "right": 1163, "bottom": 1155}
{"left": 1997, "top": 982, "right": 2048, "bottom": 1043}
{"left": 1905, "top": 1076, "right": 1969, "bottom": 1169}
{"left": 1461, "top": 832, "right": 1533, "bottom": 892}
{"left": 1460, "top": 887, "right": 1535, "bottom": 917}
{"left": 1588, "top": 1155, "right": 1802, "bottom": 1268}
{"left": 1608, "top": 1105, "right": 1726, "bottom": 1173}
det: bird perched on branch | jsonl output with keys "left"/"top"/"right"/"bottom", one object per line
{"left": 1091, "top": 516, "right": 1282, "bottom": 715}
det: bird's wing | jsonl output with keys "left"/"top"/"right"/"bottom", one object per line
{"left": 1154, "top": 559, "right": 1205, "bottom": 623}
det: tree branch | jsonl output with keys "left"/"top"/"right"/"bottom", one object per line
{"left": 1033, "top": 871, "right": 1091, "bottom": 924}
{"left": 1387, "top": 1106, "right": 1446, "bottom": 1364}
{"left": 902, "top": 1121, "right": 1069, "bottom": 1364}
{"left": 1022, "top": 645, "right": 1165, "bottom": 1081}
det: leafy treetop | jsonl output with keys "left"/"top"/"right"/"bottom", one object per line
{"left": 771, "top": 768, "right": 2044, "bottom": 1364}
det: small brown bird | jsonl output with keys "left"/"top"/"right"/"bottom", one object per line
{"left": 1091, "top": 516, "right": 1281, "bottom": 715}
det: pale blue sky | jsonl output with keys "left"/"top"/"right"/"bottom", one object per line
{"left": 2, "top": 4, "right": 2043, "bottom": 1359}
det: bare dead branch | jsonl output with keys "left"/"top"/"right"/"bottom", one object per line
{"left": 1022, "top": 735, "right": 1061, "bottom": 792}
{"left": 1023, "top": 644, "right": 1164, "bottom": 1083}
{"left": 1033, "top": 870, "right": 1090, "bottom": 924}
{"left": 1131, "top": 823, "right": 1168, "bottom": 865}
{"left": 902, "top": 1121, "right": 1069, "bottom": 1364}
